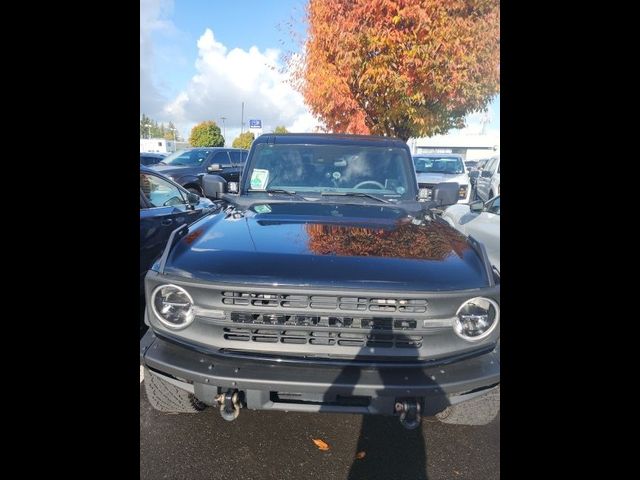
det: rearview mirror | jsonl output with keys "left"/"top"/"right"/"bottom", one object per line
{"left": 207, "top": 163, "right": 223, "bottom": 172}
{"left": 186, "top": 192, "right": 199, "bottom": 204}
{"left": 202, "top": 175, "right": 227, "bottom": 199}
{"left": 469, "top": 200, "right": 484, "bottom": 213}
{"left": 432, "top": 182, "right": 459, "bottom": 207}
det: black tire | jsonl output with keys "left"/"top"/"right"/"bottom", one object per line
{"left": 436, "top": 385, "right": 499, "bottom": 425}
{"left": 143, "top": 366, "right": 207, "bottom": 413}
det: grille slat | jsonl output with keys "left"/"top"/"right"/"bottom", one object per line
{"left": 222, "top": 327, "right": 423, "bottom": 349}
{"left": 222, "top": 291, "right": 427, "bottom": 313}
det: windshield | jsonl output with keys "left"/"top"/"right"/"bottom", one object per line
{"left": 245, "top": 144, "right": 415, "bottom": 199}
{"left": 161, "top": 149, "right": 210, "bottom": 167}
{"left": 413, "top": 156, "right": 464, "bottom": 174}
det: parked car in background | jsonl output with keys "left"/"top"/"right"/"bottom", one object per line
{"left": 464, "top": 160, "right": 479, "bottom": 172}
{"left": 442, "top": 194, "right": 500, "bottom": 271}
{"left": 140, "top": 133, "right": 500, "bottom": 429}
{"left": 140, "top": 165, "right": 216, "bottom": 294}
{"left": 468, "top": 157, "right": 491, "bottom": 189}
{"left": 150, "top": 147, "right": 248, "bottom": 196}
{"left": 140, "top": 152, "right": 167, "bottom": 166}
{"left": 474, "top": 155, "right": 500, "bottom": 202}
{"left": 413, "top": 154, "right": 471, "bottom": 203}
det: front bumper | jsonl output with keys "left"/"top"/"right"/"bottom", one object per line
{"left": 141, "top": 329, "right": 500, "bottom": 416}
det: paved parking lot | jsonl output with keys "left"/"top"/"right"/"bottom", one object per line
{"left": 140, "top": 379, "right": 499, "bottom": 480}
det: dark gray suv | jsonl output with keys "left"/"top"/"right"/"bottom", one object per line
{"left": 150, "top": 147, "right": 248, "bottom": 196}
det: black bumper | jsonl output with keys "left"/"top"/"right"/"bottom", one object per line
{"left": 140, "top": 329, "right": 500, "bottom": 416}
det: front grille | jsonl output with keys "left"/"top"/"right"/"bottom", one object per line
{"left": 222, "top": 291, "right": 428, "bottom": 314}
{"left": 230, "top": 312, "right": 418, "bottom": 330}
{"left": 223, "top": 327, "right": 423, "bottom": 349}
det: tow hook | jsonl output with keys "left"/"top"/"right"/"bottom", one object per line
{"left": 395, "top": 399, "right": 422, "bottom": 430}
{"left": 215, "top": 389, "right": 242, "bottom": 421}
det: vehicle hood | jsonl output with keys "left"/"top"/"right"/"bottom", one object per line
{"left": 150, "top": 164, "right": 203, "bottom": 178}
{"left": 416, "top": 172, "right": 469, "bottom": 185}
{"left": 165, "top": 202, "right": 489, "bottom": 291}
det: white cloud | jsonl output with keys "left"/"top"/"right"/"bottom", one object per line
{"left": 164, "top": 29, "right": 319, "bottom": 143}
{"left": 140, "top": 0, "right": 176, "bottom": 118}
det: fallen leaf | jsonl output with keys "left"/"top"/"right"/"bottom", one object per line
{"left": 356, "top": 451, "right": 366, "bottom": 460}
{"left": 312, "top": 439, "right": 330, "bottom": 451}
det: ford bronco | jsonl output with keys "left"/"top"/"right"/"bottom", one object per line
{"left": 140, "top": 133, "right": 500, "bottom": 429}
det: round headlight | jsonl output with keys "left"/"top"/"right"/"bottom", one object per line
{"left": 151, "top": 284, "right": 195, "bottom": 329}
{"left": 454, "top": 297, "right": 499, "bottom": 341}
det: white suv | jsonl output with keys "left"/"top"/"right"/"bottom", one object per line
{"left": 413, "top": 154, "right": 471, "bottom": 203}
{"left": 474, "top": 155, "right": 500, "bottom": 202}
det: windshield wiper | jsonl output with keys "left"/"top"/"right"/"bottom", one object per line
{"left": 321, "top": 191, "right": 391, "bottom": 203}
{"left": 249, "top": 188, "right": 307, "bottom": 201}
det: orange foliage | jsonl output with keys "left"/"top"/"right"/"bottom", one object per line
{"left": 305, "top": 221, "right": 470, "bottom": 261}
{"left": 293, "top": 0, "right": 500, "bottom": 141}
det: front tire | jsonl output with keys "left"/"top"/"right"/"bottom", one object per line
{"left": 436, "top": 385, "right": 499, "bottom": 425}
{"left": 143, "top": 367, "right": 207, "bottom": 413}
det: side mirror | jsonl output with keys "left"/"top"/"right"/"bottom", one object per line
{"left": 186, "top": 192, "right": 200, "bottom": 204}
{"left": 481, "top": 170, "right": 492, "bottom": 178}
{"left": 207, "top": 163, "right": 223, "bottom": 172}
{"left": 432, "top": 182, "right": 459, "bottom": 207}
{"left": 202, "top": 175, "right": 227, "bottom": 199}
{"left": 469, "top": 171, "right": 479, "bottom": 179}
{"left": 227, "top": 182, "right": 239, "bottom": 194}
{"left": 469, "top": 200, "right": 484, "bottom": 213}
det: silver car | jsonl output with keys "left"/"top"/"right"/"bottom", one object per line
{"left": 413, "top": 154, "right": 471, "bottom": 203}
{"left": 441, "top": 195, "right": 500, "bottom": 271}
{"left": 474, "top": 155, "right": 500, "bottom": 202}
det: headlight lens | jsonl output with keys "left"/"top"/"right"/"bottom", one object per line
{"left": 458, "top": 185, "right": 468, "bottom": 199}
{"left": 419, "top": 188, "right": 431, "bottom": 200}
{"left": 151, "top": 284, "right": 195, "bottom": 329}
{"left": 454, "top": 297, "right": 499, "bottom": 341}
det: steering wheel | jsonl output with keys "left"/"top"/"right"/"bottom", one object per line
{"left": 354, "top": 180, "right": 385, "bottom": 190}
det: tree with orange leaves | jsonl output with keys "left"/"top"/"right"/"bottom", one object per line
{"left": 294, "top": 0, "right": 499, "bottom": 141}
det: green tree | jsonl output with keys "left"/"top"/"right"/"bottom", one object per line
{"left": 189, "top": 121, "right": 225, "bottom": 147}
{"left": 140, "top": 113, "right": 154, "bottom": 138}
{"left": 232, "top": 131, "right": 255, "bottom": 149}
{"left": 274, "top": 125, "right": 289, "bottom": 134}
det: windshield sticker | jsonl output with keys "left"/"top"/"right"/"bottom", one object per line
{"left": 250, "top": 169, "right": 269, "bottom": 190}
{"left": 396, "top": 186, "right": 405, "bottom": 194}
{"left": 253, "top": 204, "right": 272, "bottom": 214}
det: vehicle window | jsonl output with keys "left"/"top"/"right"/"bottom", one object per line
{"left": 246, "top": 143, "right": 414, "bottom": 199}
{"left": 413, "top": 156, "right": 464, "bottom": 174}
{"left": 484, "top": 158, "right": 496, "bottom": 173}
{"left": 211, "top": 151, "right": 232, "bottom": 166}
{"left": 240, "top": 151, "right": 248, "bottom": 163}
{"left": 485, "top": 196, "right": 500, "bottom": 215}
{"left": 140, "top": 173, "right": 185, "bottom": 207}
{"left": 161, "top": 150, "right": 195, "bottom": 166}
{"left": 228, "top": 151, "right": 242, "bottom": 164}
{"left": 192, "top": 150, "right": 212, "bottom": 164}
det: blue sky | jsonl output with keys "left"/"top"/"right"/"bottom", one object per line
{"left": 141, "top": 0, "right": 499, "bottom": 143}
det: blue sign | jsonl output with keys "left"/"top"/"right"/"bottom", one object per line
{"left": 249, "top": 119, "right": 262, "bottom": 128}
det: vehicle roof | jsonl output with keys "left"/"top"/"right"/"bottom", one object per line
{"left": 139, "top": 152, "right": 166, "bottom": 157}
{"left": 254, "top": 133, "right": 409, "bottom": 148}
{"left": 182, "top": 147, "right": 248, "bottom": 151}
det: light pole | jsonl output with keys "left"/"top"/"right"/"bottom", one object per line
{"left": 220, "top": 116, "right": 227, "bottom": 143}
{"left": 144, "top": 124, "right": 152, "bottom": 139}
{"left": 170, "top": 127, "right": 177, "bottom": 152}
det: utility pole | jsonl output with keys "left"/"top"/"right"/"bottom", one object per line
{"left": 241, "top": 102, "right": 244, "bottom": 134}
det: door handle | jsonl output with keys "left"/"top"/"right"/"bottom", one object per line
{"left": 161, "top": 218, "right": 173, "bottom": 226}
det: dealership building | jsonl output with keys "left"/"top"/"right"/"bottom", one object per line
{"left": 408, "top": 133, "right": 500, "bottom": 161}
